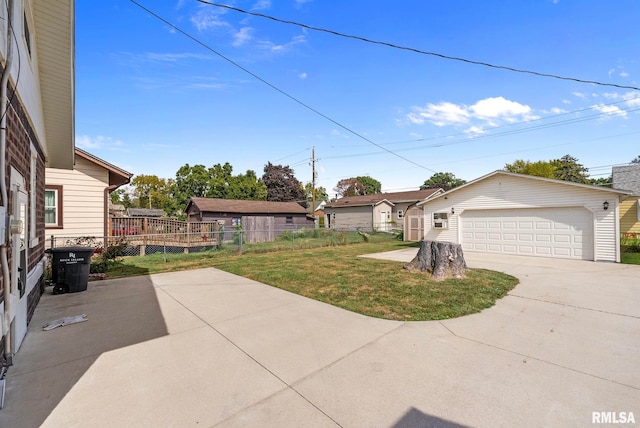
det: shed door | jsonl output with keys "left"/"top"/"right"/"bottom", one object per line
{"left": 461, "top": 208, "right": 593, "bottom": 260}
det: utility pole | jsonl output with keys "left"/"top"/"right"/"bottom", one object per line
{"left": 310, "top": 147, "right": 318, "bottom": 221}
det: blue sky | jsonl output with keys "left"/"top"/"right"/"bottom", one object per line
{"left": 76, "top": 0, "right": 640, "bottom": 195}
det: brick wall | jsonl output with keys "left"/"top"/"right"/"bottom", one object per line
{"left": 0, "top": 84, "right": 47, "bottom": 340}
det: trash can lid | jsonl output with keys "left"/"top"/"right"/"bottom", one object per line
{"left": 47, "top": 246, "right": 96, "bottom": 254}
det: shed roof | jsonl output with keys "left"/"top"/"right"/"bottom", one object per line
{"left": 187, "top": 197, "right": 308, "bottom": 215}
{"left": 127, "top": 208, "right": 165, "bottom": 217}
{"left": 325, "top": 189, "right": 442, "bottom": 208}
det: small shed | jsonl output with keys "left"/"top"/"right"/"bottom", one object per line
{"left": 185, "top": 197, "right": 314, "bottom": 232}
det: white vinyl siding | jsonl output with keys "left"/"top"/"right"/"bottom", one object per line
{"left": 420, "top": 173, "right": 622, "bottom": 262}
{"left": 45, "top": 155, "right": 109, "bottom": 241}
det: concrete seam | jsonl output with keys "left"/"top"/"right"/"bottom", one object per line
{"left": 156, "top": 285, "right": 346, "bottom": 428}
{"left": 438, "top": 321, "right": 640, "bottom": 391}
{"left": 508, "top": 293, "right": 640, "bottom": 319}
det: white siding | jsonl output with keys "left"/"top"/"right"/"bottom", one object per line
{"left": 45, "top": 156, "right": 109, "bottom": 242}
{"left": 420, "top": 174, "right": 621, "bottom": 262}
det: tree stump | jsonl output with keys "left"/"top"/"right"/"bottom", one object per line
{"left": 403, "top": 240, "right": 467, "bottom": 281}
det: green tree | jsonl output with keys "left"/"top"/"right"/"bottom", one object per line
{"left": 226, "top": 170, "right": 268, "bottom": 200}
{"left": 262, "top": 162, "right": 305, "bottom": 202}
{"left": 304, "top": 182, "right": 329, "bottom": 207}
{"left": 420, "top": 172, "right": 466, "bottom": 191}
{"left": 503, "top": 160, "right": 558, "bottom": 179}
{"left": 110, "top": 187, "right": 133, "bottom": 208}
{"left": 355, "top": 176, "right": 382, "bottom": 195}
{"left": 130, "top": 175, "right": 172, "bottom": 210}
{"left": 553, "top": 154, "right": 589, "bottom": 184}
{"left": 631, "top": 155, "right": 640, "bottom": 164}
{"left": 590, "top": 176, "right": 612, "bottom": 187}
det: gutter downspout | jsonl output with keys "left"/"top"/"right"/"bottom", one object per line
{"left": 104, "top": 185, "right": 119, "bottom": 240}
{"left": 1, "top": 0, "right": 15, "bottom": 365}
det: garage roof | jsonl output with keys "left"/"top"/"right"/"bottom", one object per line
{"left": 418, "top": 170, "right": 632, "bottom": 206}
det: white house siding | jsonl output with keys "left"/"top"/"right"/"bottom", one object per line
{"left": 420, "top": 174, "right": 620, "bottom": 262}
{"left": 45, "top": 156, "right": 109, "bottom": 242}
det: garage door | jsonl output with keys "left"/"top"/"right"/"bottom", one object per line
{"left": 461, "top": 208, "right": 593, "bottom": 260}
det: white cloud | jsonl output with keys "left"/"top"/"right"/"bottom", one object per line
{"left": 144, "top": 52, "right": 211, "bottom": 63}
{"left": 190, "top": 7, "right": 230, "bottom": 31}
{"left": 608, "top": 68, "right": 616, "bottom": 78}
{"left": 408, "top": 102, "right": 470, "bottom": 126}
{"left": 232, "top": 27, "right": 253, "bottom": 46}
{"left": 298, "top": 72, "right": 308, "bottom": 79}
{"left": 252, "top": 0, "right": 271, "bottom": 10}
{"left": 591, "top": 104, "right": 628, "bottom": 119}
{"left": 470, "top": 96, "right": 535, "bottom": 120}
{"left": 296, "top": 0, "right": 313, "bottom": 7}
{"left": 76, "top": 135, "right": 125, "bottom": 150}
{"left": 572, "top": 91, "right": 587, "bottom": 99}
{"left": 464, "top": 126, "right": 485, "bottom": 135}
{"left": 620, "top": 71, "right": 630, "bottom": 78}
{"left": 258, "top": 34, "right": 306, "bottom": 53}
{"left": 407, "top": 96, "right": 537, "bottom": 128}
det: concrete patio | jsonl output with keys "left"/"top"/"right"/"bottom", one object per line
{"left": 0, "top": 251, "right": 638, "bottom": 427}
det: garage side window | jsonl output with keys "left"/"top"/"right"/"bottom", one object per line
{"left": 45, "top": 185, "right": 63, "bottom": 228}
{"left": 433, "top": 212, "right": 449, "bottom": 229}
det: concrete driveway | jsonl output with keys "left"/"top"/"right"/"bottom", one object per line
{"left": 0, "top": 251, "right": 638, "bottom": 427}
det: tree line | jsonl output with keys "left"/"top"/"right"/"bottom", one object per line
{"left": 113, "top": 154, "right": 638, "bottom": 218}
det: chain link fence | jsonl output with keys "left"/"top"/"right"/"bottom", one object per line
{"left": 47, "top": 227, "right": 380, "bottom": 259}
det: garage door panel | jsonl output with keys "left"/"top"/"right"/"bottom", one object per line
{"left": 462, "top": 208, "right": 593, "bottom": 260}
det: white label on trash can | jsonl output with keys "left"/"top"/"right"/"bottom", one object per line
{"left": 60, "top": 252, "right": 85, "bottom": 264}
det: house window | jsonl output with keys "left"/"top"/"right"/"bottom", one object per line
{"left": 45, "top": 186, "right": 63, "bottom": 228}
{"left": 231, "top": 217, "right": 241, "bottom": 226}
{"left": 23, "top": 11, "right": 31, "bottom": 57}
{"left": 286, "top": 216, "right": 293, "bottom": 224}
{"left": 397, "top": 210, "right": 404, "bottom": 219}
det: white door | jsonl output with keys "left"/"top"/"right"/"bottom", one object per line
{"left": 11, "top": 189, "right": 28, "bottom": 351}
{"left": 461, "top": 207, "right": 593, "bottom": 260}
{"left": 380, "top": 212, "right": 388, "bottom": 232}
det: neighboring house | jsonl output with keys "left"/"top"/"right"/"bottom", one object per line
{"left": 45, "top": 148, "right": 132, "bottom": 244}
{"left": 612, "top": 164, "right": 640, "bottom": 237}
{"left": 186, "top": 197, "right": 313, "bottom": 229}
{"left": 324, "top": 189, "right": 443, "bottom": 232}
{"left": 408, "top": 170, "right": 630, "bottom": 262}
{"left": 126, "top": 208, "right": 165, "bottom": 218}
{"left": 1, "top": 1, "right": 75, "bottom": 362}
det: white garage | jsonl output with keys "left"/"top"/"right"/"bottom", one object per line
{"left": 413, "top": 171, "right": 631, "bottom": 262}
{"left": 460, "top": 207, "right": 593, "bottom": 260}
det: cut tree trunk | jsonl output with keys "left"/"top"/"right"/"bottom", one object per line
{"left": 403, "top": 240, "right": 467, "bottom": 281}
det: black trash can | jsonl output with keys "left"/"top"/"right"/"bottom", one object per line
{"left": 47, "top": 246, "right": 95, "bottom": 293}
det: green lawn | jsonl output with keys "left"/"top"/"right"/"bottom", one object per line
{"left": 106, "top": 233, "right": 519, "bottom": 321}
{"left": 621, "top": 252, "right": 640, "bottom": 265}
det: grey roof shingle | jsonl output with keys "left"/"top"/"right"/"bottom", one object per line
{"left": 325, "top": 189, "right": 441, "bottom": 208}
{"left": 188, "top": 197, "right": 308, "bottom": 214}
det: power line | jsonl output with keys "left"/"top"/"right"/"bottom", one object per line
{"left": 130, "top": 0, "right": 437, "bottom": 174}
{"left": 196, "top": 0, "right": 640, "bottom": 91}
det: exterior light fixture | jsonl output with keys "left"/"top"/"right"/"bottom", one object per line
{"left": 451, "top": 207, "right": 455, "bottom": 214}
{"left": 603, "top": 201, "right": 609, "bottom": 211}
